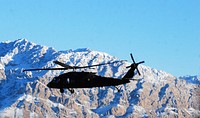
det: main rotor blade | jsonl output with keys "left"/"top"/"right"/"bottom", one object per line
{"left": 23, "top": 68, "right": 69, "bottom": 72}
{"left": 130, "top": 53, "right": 136, "bottom": 64}
{"left": 75, "top": 60, "right": 124, "bottom": 69}
{"left": 54, "top": 61, "right": 74, "bottom": 69}
{"left": 23, "top": 60, "right": 124, "bottom": 72}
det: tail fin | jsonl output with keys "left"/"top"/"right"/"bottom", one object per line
{"left": 122, "top": 64, "right": 136, "bottom": 79}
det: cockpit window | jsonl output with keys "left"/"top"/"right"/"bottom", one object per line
{"left": 53, "top": 77, "right": 60, "bottom": 83}
{"left": 67, "top": 78, "right": 70, "bottom": 84}
{"left": 52, "top": 77, "right": 56, "bottom": 82}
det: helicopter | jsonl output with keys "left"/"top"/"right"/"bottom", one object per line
{"left": 23, "top": 53, "right": 145, "bottom": 93}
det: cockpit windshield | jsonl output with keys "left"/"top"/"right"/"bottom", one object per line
{"left": 52, "top": 77, "right": 60, "bottom": 83}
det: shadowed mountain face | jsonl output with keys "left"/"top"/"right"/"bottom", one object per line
{"left": 0, "top": 39, "right": 199, "bottom": 117}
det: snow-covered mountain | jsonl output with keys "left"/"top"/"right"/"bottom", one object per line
{"left": 0, "top": 39, "right": 199, "bottom": 117}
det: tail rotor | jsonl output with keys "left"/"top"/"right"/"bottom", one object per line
{"left": 126, "top": 53, "right": 145, "bottom": 76}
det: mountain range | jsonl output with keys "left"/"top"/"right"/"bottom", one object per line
{"left": 0, "top": 39, "right": 199, "bottom": 117}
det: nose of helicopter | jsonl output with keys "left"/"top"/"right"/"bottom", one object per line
{"left": 47, "top": 82, "right": 51, "bottom": 88}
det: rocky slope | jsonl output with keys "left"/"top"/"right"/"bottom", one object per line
{"left": 0, "top": 39, "right": 199, "bottom": 118}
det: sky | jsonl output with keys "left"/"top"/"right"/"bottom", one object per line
{"left": 0, "top": 0, "right": 199, "bottom": 77}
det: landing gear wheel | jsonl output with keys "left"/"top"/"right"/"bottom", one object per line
{"left": 117, "top": 89, "right": 121, "bottom": 93}
{"left": 70, "top": 89, "right": 74, "bottom": 94}
{"left": 68, "top": 88, "right": 75, "bottom": 94}
{"left": 60, "top": 88, "right": 64, "bottom": 93}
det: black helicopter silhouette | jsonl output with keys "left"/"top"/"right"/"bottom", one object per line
{"left": 23, "top": 53, "right": 144, "bottom": 93}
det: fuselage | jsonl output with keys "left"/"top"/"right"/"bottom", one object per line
{"left": 47, "top": 71, "right": 130, "bottom": 89}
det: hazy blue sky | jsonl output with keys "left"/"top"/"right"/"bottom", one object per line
{"left": 0, "top": 0, "right": 199, "bottom": 76}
